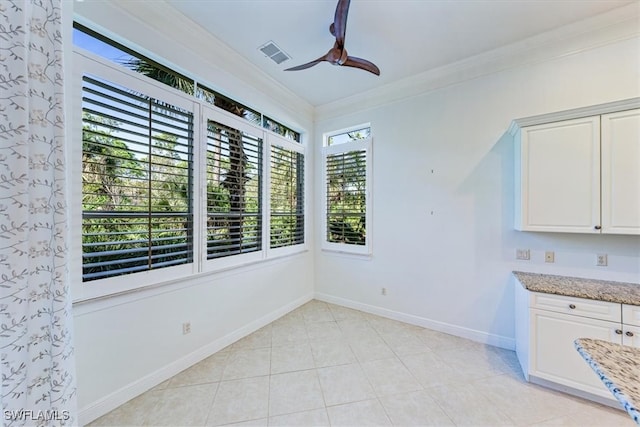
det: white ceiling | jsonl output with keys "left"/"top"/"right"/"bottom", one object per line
{"left": 166, "top": 0, "right": 633, "bottom": 107}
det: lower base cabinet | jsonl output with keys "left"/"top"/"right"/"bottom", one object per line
{"left": 514, "top": 281, "right": 636, "bottom": 406}
{"left": 530, "top": 308, "right": 618, "bottom": 400}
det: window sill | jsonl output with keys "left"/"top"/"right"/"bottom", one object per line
{"left": 320, "top": 247, "right": 373, "bottom": 260}
{"left": 72, "top": 247, "right": 309, "bottom": 313}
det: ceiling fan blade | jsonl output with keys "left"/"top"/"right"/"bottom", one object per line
{"left": 284, "top": 56, "right": 327, "bottom": 71}
{"left": 333, "top": 0, "right": 350, "bottom": 48}
{"left": 343, "top": 56, "right": 380, "bottom": 76}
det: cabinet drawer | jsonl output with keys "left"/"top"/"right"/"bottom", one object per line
{"left": 623, "top": 304, "right": 640, "bottom": 327}
{"left": 531, "top": 293, "right": 621, "bottom": 322}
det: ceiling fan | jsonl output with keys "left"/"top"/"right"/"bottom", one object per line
{"left": 285, "top": 0, "right": 380, "bottom": 76}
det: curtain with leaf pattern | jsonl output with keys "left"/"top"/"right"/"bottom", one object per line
{"left": 0, "top": 0, "right": 77, "bottom": 425}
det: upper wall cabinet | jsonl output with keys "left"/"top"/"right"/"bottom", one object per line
{"left": 511, "top": 100, "right": 640, "bottom": 235}
{"left": 601, "top": 109, "right": 640, "bottom": 235}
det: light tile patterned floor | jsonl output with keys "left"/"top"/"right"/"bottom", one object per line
{"left": 88, "top": 300, "right": 632, "bottom": 426}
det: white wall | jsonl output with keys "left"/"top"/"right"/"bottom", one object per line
{"left": 69, "top": 2, "right": 316, "bottom": 424}
{"left": 314, "top": 36, "right": 640, "bottom": 349}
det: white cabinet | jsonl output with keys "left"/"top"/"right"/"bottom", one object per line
{"left": 622, "top": 304, "right": 640, "bottom": 347}
{"left": 530, "top": 308, "right": 618, "bottom": 400}
{"left": 516, "top": 116, "right": 600, "bottom": 233}
{"left": 515, "top": 284, "right": 640, "bottom": 406}
{"left": 513, "top": 106, "right": 640, "bottom": 235}
{"left": 601, "top": 109, "right": 640, "bottom": 235}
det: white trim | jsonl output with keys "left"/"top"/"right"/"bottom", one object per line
{"left": 315, "top": 4, "right": 640, "bottom": 122}
{"left": 314, "top": 292, "right": 516, "bottom": 351}
{"left": 77, "top": 293, "right": 313, "bottom": 426}
{"left": 508, "top": 97, "right": 640, "bottom": 135}
{"left": 73, "top": 249, "right": 309, "bottom": 310}
{"left": 321, "top": 129, "right": 372, "bottom": 256}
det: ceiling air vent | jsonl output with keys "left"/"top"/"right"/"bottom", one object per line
{"left": 259, "top": 41, "right": 290, "bottom": 65}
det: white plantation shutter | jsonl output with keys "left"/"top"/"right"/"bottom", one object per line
{"left": 206, "top": 120, "right": 263, "bottom": 258}
{"left": 323, "top": 127, "right": 372, "bottom": 254}
{"left": 81, "top": 75, "right": 194, "bottom": 281}
{"left": 270, "top": 140, "right": 305, "bottom": 249}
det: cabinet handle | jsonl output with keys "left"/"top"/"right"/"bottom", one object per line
{"left": 615, "top": 329, "right": 623, "bottom": 335}
{"left": 569, "top": 304, "right": 576, "bottom": 309}
{"left": 594, "top": 225, "right": 602, "bottom": 230}
{"left": 626, "top": 331, "right": 634, "bottom": 337}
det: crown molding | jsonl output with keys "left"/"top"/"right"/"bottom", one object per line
{"left": 315, "top": 3, "right": 640, "bottom": 123}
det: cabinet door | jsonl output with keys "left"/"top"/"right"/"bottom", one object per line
{"left": 622, "top": 325, "right": 640, "bottom": 347}
{"left": 531, "top": 309, "right": 619, "bottom": 400}
{"left": 519, "top": 117, "right": 600, "bottom": 232}
{"left": 623, "top": 304, "right": 640, "bottom": 327}
{"left": 601, "top": 109, "right": 640, "bottom": 235}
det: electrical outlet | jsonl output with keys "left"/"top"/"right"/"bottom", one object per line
{"left": 545, "top": 251, "right": 555, "bottom": 263}
{"left": 596, "top": 254, "right": 608, "bottom": 267}
{"left": 381, "top": 287, "right": 387, "bottom": 296}
{"left": 516, "top": 249, "right": 530, "bottom": 260}
{"left": 182, "top": 322, "right": 191, "bottom": 335}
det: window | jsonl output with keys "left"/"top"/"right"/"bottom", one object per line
{"left": 206, "top": 120, "right": 262, "bottom": 259}
{"left": 81, "top": 75, "right": 194, "bottom": 281}
{"left": 73, "top": 29, "right": 306, "bottom": 297}
{"left": 270, "top": 138, "right": 305, "bottom": 249}
{"left": 323, "top": 126, "right": 372, "bottom": 254}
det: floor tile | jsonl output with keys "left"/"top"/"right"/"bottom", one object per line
{"left": 435, "top": 343, "right": 514, "bottom": 381}
{"left": 310, "top": 339, "right": 357, "bottom": 368}
{"left": 326, "top": 399, "right": 391, "bottom": 426}
{"left": 207, "top": 376, "right": 269, "bottom": 426}
{"left": 532, "top": 402, "right": 633, "bottom": 426}
{"left": 399, "top": 350, "right": 468, "bottom": 388}
{"left": 349, "top": 335, "right": 396, "bottom": 362}
{"left": 367, "top": 316, "right": 420, "bottom": 335}
{"left": 419, "top": 328, "right": 479, "bottom": 351}
{"left": 328, "top": 305, "right": 366, "bottom": 321}
{"left": 379, "top": 329, "right": 431, "bottom": 356}
{"left": 306, "top": 321, "right": 344, "bottom": 342}
{"left": 168, "top": 352, "right": 228, "bottom": 387}
{"left": 231, "top": 326, "right": 272, "bottom": 350}
{"left": 269, "top": 370, "right": 325, "bottom": 416}
{"left": 379, "top": 390, "right": 454, "bottom": 426}
{"left": 427, "top": 382, "right": 515, "bottom": 426}
{"left": 268, "top": 408, "right": 330, "bottom": 426}
{"left": 360, "top": 357, "right": 423, "bottom": 396}
{"left": 317, "top": 363, "right": 376, "bottom": 406}
{"left": 86, "top": 389, "right": 162, "bottom": 426}
{"left": 270, "top": 342, "right": 315, "bottom": 374}
{"left": 146, "top": 383, "right": 218, "bottom": 426}
{"left": 302, "top": 307, "right": 335, "bottom": 323}
{"left": 271, "top": 321, "right": 308, "bottom": 346}
{"left": 476, "top": 373, "right": 618, "bottom": 426}
{"left": 217, "top": 419, "right": 267, "bottom": 427}
{"left": 221, "top": 348, "right": 271, "bottom": 381}
{"left": 337, "top": 319, "right": 377, "bottom": 338}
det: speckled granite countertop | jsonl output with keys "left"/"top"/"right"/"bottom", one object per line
{"left": 575, "top": 338, "right": 640, "bottom": 425}
{"left": 513, "top": 271, "right": 640, "bottom": 306}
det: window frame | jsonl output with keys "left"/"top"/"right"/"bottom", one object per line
{"left": 71, "top": 47, "right": 307, "bottom": 302}
{"left": 322, "top": 125, "right": 373, "bottom": 256}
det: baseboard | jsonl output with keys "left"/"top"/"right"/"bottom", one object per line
{"left": 78, "top": 293, "right": 313, "bottom": 426}
{"left": 314, "top": 292, "right": 515, "bottom": 351}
